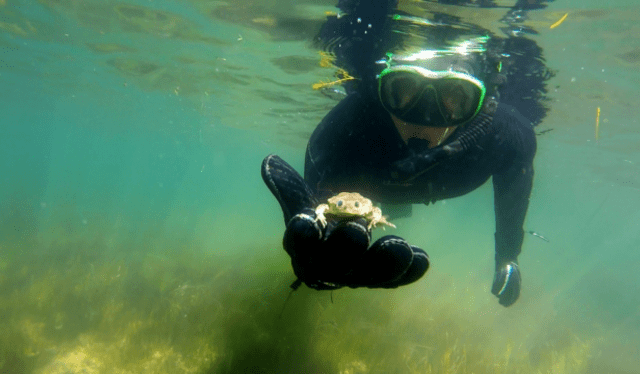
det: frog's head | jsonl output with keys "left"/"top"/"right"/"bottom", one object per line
{"left": 326, "top": 192, "right": 373, "bottom": 217}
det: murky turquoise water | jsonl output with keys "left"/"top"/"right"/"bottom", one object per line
{"left": 1, "top": 0, "right": 639, "bottom": 373}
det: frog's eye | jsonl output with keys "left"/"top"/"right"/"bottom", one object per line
{"left": 354, "top": 201, "right": 360, "bottom": 208}
{"left": 337, "top": 200, "right": 343, "bottom": 207}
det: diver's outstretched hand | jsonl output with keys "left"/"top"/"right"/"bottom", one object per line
{"left": 284, "top": 210, "right": 429, "bottom": 290}
{"left": 491, "top": 261, "right": 521, "bottom": 307}
{"left": 261, "top": 154, "right": 318, "bottom": 225}
{"left": 262, "top": 154, "right": 429, "bottom": 290}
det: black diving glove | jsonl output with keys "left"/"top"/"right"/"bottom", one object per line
{"left": 284, "top": 210, "right": 430, "bottom": 290}
{"left": 262, "top": 154, "right": 429, "bottom": 290}
{"left": 491, "top": 260, "right": 521, "bottom": 307}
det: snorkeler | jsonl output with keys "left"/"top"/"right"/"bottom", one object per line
{"left": 263, "top": 0, "right": 552, "bottom": 307}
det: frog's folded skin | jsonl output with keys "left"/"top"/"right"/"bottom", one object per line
{"left": 261, "top": 154, "right": 429, "bottom": 290}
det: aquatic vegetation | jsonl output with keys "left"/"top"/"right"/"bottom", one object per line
{"left": 307, "top": 291, "right": 594, "bottom": 374}
{"left": 0, "top": 199, "right": 620, "bottom": 373}
{"left": 313, "top": 52, "right": 356, "bottom": 91}
{"left": 0, "top": 238, "right": 609, "bottom": 374}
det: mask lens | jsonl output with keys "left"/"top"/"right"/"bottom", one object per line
{"left": 379, "top": 71, "right": 425, "bottom": 113}
{"left": 435, "top": 79, "right": 482, "bottom": 123}
{"left": 379, "top": 67, "right": 485, "bottom": 126}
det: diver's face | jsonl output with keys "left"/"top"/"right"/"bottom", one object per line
{"left": 391, "top": 114, "right": 457, "bottom": 148}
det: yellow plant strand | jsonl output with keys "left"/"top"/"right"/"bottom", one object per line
{"left": 312, "top": 77, "right": 355, "bottom": 90}
{"left": 595, "top": 107, "right": 601, "bottom": 141}
{"left": 313, "top": 54, "right": 356, "bottom": 90}
{"left": 318, "top": 51, "right": 336, "bottom": 68}
{"left": 550, "top": 13, "right": 568, "bottom": 29}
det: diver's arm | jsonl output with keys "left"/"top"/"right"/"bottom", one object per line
{"left": 305, "top": 93, "right": 367, "bottom": 198}
{"left": 490, "top": 156, "right": 533, "bottom": 307}
{"left": 492, "top": 159, "right": 533, "bottom": 263}
{"left": 491, "top": 105, "right": 537, "bottom": 262}
{"left": 490, "top": 107, "right": 536, "bottom": 306}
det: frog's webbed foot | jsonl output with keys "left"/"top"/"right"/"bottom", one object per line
{"left": 316, "top": 215, "right": 327, "bottom": 228}
{"left": 384, "top": 219, "right": 396, "bottom": 229}
{"left": 315, "top": 205, "right": 328, "bottom": 228}
{"left": 370, "top": 218, "right": 396, "bottom": 230}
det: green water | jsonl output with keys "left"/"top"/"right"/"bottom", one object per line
{"left": 1, "top": 0, "right": 639, "bottom": 373}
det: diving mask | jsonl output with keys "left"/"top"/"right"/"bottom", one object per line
{"left": 378, "top": 65, "right": 486, "bottom": 127}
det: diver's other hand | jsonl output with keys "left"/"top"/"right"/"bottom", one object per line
{"left": 491, "top": 261, "right": 521, "bottom": 307}
{"left": 390, "top": 148, "right": 447, "bottom": 181}
{"left": 390, "top": 151, "right": 436, "bottom": 181}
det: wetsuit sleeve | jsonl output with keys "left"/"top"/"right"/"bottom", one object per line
{"left": 305, "top": 93, "right": 368, "bottom": 198}
{"left": 491, "top": 109, "right": 537, "bottom": 264}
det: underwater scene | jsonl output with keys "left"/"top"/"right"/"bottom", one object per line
{"left": 1, "top": 0, "right": 639, "bottom": 373}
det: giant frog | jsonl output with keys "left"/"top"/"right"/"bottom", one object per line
{"left": 315, "top": 192, "right": 396, "bottom": 230}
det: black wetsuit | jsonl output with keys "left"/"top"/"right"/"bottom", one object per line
{"left": 305, "top": 91, "right": 536, "bottom": 266}
{"left": 261, "top": 91, "right": 534, "bottom": 300}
